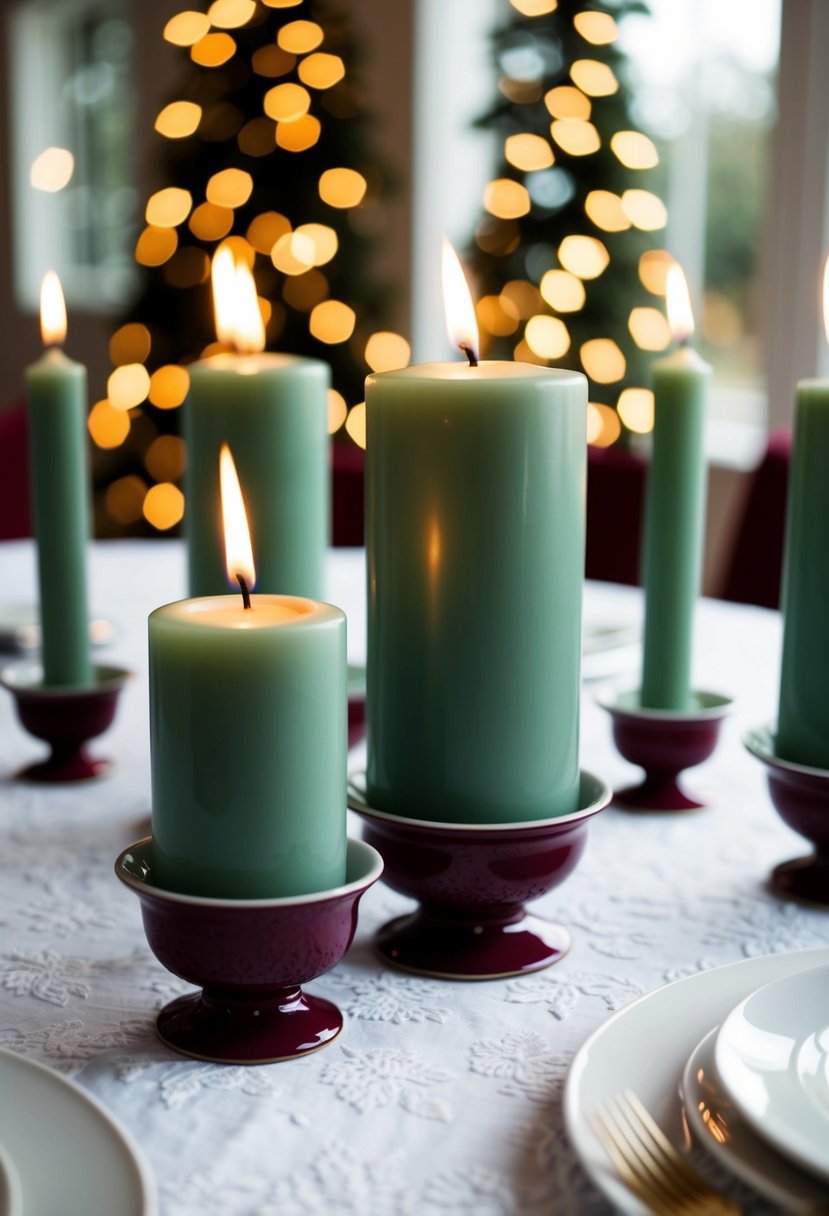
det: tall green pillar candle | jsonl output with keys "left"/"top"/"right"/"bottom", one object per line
{"left": 640, "top": 272, "right": 711, "bottom": 711}
{"left": 149, "top": 594, "right": 347, "bottom": 898}
{"left": 25, "top": 273, "right": 93, "bottom": 687}
{"left": 776, "top": 379, "right": 829, "bottom": 768}
{"left": 366, "top": 362, "right": 587, "bottom": 824}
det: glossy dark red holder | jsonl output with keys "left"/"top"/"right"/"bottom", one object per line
{"left": 597, "top": 686, "right": 732, "bottom": 812}
{"left": 0, "top": 661, "right": 131, "bottom": 782}
{"left": 347, "top": 769, "right": 610, "bottom": 980}
{"left": 115, "top": 836, "right": 383, "bottom": 1064}
{"left": 746, "top": 725, "right": 829, "bottom": 906}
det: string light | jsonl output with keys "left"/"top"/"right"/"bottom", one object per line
{"left": 524, "top": 314, "right": 570, "bottom": 358}
{"left": 505, "top": 133, "right": 554, "bottom": 172}
{"left": 617, "top": 387, "right": 655, "bottom": 433}
{"left": 164, "top": 12, "right": 211, "bottom": 46}
{"left": 191, "top": 34, "right": 237, "bottom": 67}
{"left": 344, "top": 402, "right": 366, "bottom": 448}
{"left": 155, "top": 101, "right": 202, "bottom": 138}
{"left": 573, "top": 11, "right": 618, "bottom": 45}
{"left": 327, "top": 389, "right": 348, "bottom": 433}
{"left": 30, "top": 147, "right": 74, "bottom": 192}
{"left": 558, "top": 235, "right": 609, "bottom": 279}
{"left": 484, "top": 179, "right": 531, "bottom": 219}
{"left": 611, "top": 131, "right": 659, "bottom": 170}
{"left": 539, "top": 269, "right": 585, "bottom": 312}
{"left": 628, "top": 307, "right": 670, "bottom": 351}
{"left": 277, "top": 20, "right": 324, "bottom": 53}
{"left": 550, "top": 118, "right": 600, "bottom": 156}
{"left": 544, "top": 86, "right": 591, "bottom": 119}
{"left": 580, "top": 338, "right": 626, "bottom": 383}
{"left": 587, "top": 402, "right": 621, "bottom": 446}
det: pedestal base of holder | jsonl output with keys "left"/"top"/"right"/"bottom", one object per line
{"left": 0, "top": 662, "right": 131, "bottom": 784}
{"left": 157, "top": 987, "right": 342, "bottom": 1064}
{"left": 597, "top": 687, "right": 732, "bottom": 813}
{"left": 770, "top": 855, "right": 829, "bottom": 907}
{"left": 376, "top": 908, "right": 571, "bottom": 980}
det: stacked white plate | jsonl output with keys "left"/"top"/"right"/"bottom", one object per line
{"left": 564, "top": 948, "right": 829, "bottom": 1212}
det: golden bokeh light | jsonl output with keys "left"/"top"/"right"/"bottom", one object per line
{"left": 108, "top": 363, "right": 151, "bottom": 410}
{"left": 276, "top": 114, "right": 321, "bottom": 151}
{"left": 310, "top": 299, "right": 356, "bottom": 343}
{"left": 135, "top": 225, "right": 178, "bottom": 266}
{"left": 587, "top": 402, "right": 621, "bottom": 447}
{"left": 88, "top": 399, "right": 130, "bottom": 450}
{"left": 570, "top": 59, "right": 618, "bottom": 97}
{"left": 252, "top": 44, "right": 296, "bottom": 77}
{"left": 271, "top": 231, "right": 316, "bottom": 275}
{"left": 277, "top": 20, "right": 324, "bottom": 54}
{"left": 263, "top": 82, "right": 311, "bottom": 122}
{"left": 319, "top": 167, "right": 367, "bottom": 208}
{"left": 611, "top": 130, "right": 659, "bottom": 170}
{"left": 505, "top": 133, "right": 554, "bottom": 172}
{"left": 573, "top": 10, "right": 618, "bottom": 44}
{"left": 539, "top": 269, "right": 586, "bottom": 312}
{"left": 639, "top": 249, "right": 675, "bottom": 295}
{"left": 294, "top": 222, "right": 337, "bottom": 266}
{"left": 525, "top": 314, "right": 570, "bottom": 359}
{"left": 262, "top": 0, "right": 302, "bottom": 6}
{"left": 146, "top": 187, "right": 193, "bottom": 228}
{"left": 585, "top": 189, "right": 630, "bottom": 233}
{"left": 510, "top": 0, "right": 558, "bottom": 14}
{"left": 500, "top": 77, "right": 544, "bottom": 105}
{"left": 544, "top": 86, "right": 591, "bottom": 119}
{"left": 621, "top": 189, "right": 668, "bottom": 230}
{"left": 109, "top": 323, "right": 151, "bottom": 367}
{"left": 501, "top": 279, "right": 542, "bottom": 318}
{"left": 155, "top": 101, "right": 202, "bottom": 139}
{"left": 145, "top": 434, "right": 187, "bottom": 481}
{"left": 580, "top": 338, "right": 626, "bottom": 383}
{"left": 617, "top": 387, "right": 655, "bottom": 433}
{"left": 30, "top": 147, "right": 74, "bottom": 192}
{"left": 191, "top": 33, "right": 237, "bottom": 67}
{"left": 484, "top": 178, "right": 531, "bottom": 220}
{"left": 189, "top": 202, "right": 234, "bottom": 241}
{"left": 550, "top": 118, "right": 600, "bottom": 156}
{"left": 327, "top": 388, "right": 347, "bottom": 434}
{"left": 164, "top": 11, "right": 211, "bottom": 45}
{"left": 628, "top": 307, "right": 671, "bottom": 351}
{"left": 207, "top": 0, "right": 256, "bottom": 28}
{"left": 206, "top": 167, "right": 253, "bottom": 208}
{"left": 365, "top": 331, "right": 411, "bottom": 372}
{"left": 345, "top": 401, "right": 366, "bottom": 449}
{"left": 513, "top": 338, "right": 549, "bottom": 366}
{"left": 299, "top": 52, "right": 345, "bottom": 89}
{"left": 106, "top": 476, "right": 147, "bottom": 526}
{"left": 247, "top": 210, "right": 291, "bottom": 253}
{"left": 149, "top": 365, "right": 191, "bottom": 409}
{"left": 558, "top": 234, "right": 609, "bottom": 279}
{"left": 476, "top": 294, "right": 519, "bottom": 336}
{"left": 143, "top": 483, "right": 185, "bottom": 531}
{"left": 283, "top": 268, "right": 329, "bottom": 310}
{"left": 238, "top": 117, "right": 276, "bottom": 156}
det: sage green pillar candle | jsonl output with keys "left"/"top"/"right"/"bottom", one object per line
{"left": 25, "top": 275, "right": 93, "bottom": 688}
{"left": 366, "top": 362, "right": 587, "bottom": 824}
{"left": 640, "top": 343, "right": 711, "bottom": 710}
{"left": 776, "top": 380, "right": 829, "bottom": 768}
{"left": 150, "top": 594, "right": 347, "bottom": 898}
{"left": 184, "top": 354, "right": 330, "bottom": 598}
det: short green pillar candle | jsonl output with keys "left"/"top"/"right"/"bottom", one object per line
{"left": 25, "top": 273, "right": 93, "bottom": 688}
{"left": 640, "top": 270, "right": 711, "bottom": 711}
{"left": 149, "top": 594, "right": 347, "bottom": 899}
{"left": 365, "top": 361, "right": 586, "bottom": 824}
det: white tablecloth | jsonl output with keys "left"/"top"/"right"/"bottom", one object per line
{"left": 0, "top": 540, "right": 827, "bottom": 1215}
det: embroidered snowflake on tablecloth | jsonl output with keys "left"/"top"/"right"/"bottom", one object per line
{"left": 0, "top": 947, "right": 145, "bottom": 1006}
{"left": 702, "top": 895, "right": 829, "bottom": 958}
{"left": 18, "top": 897, "right": 120, "bottom": 937}
{"left": 0, "top": 1016, "right": 152, "bottom": 1073}
{"left": 320, "top": 1045, "right": 454, "bottom": 1121}
{"left": 328, "top": 970, "right": 451, "bottom": 1024}
{"left": 504, "top": 970, "right": 643, "bottom": 1021}
{"left": 469, "top": 1031, "right": 565, "bottom": 1104}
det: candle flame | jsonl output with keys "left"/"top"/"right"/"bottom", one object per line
{"left": 665, "top": 263, "right": 694, "bottom": 344}
{"left": 441, "top": 239, "right": 479, "bottom": 364}
{"left": 40, "top": 271, "right": 67, "bottom": 346}
{"left": 211, "top": 247, "right": 266, "bottom": 354}
{"left": 822, "top": 253, "right": 829, "bottom": 347}
{"left": 219, "top": 443, "right": 256, "bottom": 592}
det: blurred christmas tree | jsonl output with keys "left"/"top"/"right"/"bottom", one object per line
{"left": 92, "top": 0, "right": 404, "bottom": 535}
{"left": 469, "top": 0, "right": 670, "bottom": 445}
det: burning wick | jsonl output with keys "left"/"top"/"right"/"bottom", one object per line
{"left": 459, "top": 342, "right": 478, "bottom": 368}
{"left": 236, "top": 573, "right": 252, "bottom": 610}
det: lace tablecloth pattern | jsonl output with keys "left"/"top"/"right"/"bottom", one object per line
{"left": 0, "top": 540, "right": 826, "bottom": 1215}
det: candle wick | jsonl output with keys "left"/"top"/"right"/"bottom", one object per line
{"left": 459, "top": 343, "right": 478, "bottom": 368}
{"left": 236, "top": 573, "right": 252, "bottom": 610}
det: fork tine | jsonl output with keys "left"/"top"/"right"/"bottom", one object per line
{"left": 589, "top": 1108, "right": 672, "bottom": 1213}
{"left": 617, "top": 1090, "right": 711, "bottom": 1204}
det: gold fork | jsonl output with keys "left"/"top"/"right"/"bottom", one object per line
{"left": 589, "top": 1089, "right": 742, "bottom": 1214}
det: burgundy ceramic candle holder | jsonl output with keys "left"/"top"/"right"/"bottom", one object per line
{"left": 347, "top": 770, "right": 610, "bottom": 980}
{"left": 0, "top": 661, "right": 131, "bottom": 782}
{"left": 597, "top": 686, "right": 732, "bottom": 812}
{"left": 115, "top": 836, "right": 383, "bottom": 1064}
{"left": 745, "top": 725, "right": 829, "bottom": 906}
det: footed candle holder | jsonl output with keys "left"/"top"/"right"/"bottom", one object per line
{"left": 347, "top": 770, "right": 610, "bottom": 980}
{"left": 0, "top": 661, "right": 131, "bottom": 782}
{"left": 115, "top": 836, "right": 383, "bottom": 1064}
{"left": 746, "top": 725, "right": 829, "bottom": 906}
{"left": 598, "top": 686, "right": 732, "bottom": 812}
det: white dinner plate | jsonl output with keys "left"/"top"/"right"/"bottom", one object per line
{"left": 564, "top": 948, "right": 829, "bottom": 1214}
{"left": 0, "top": 1048, "right": 157, "bottom": 1215}
{"left": 714, "top": 963, "right": 829, "bottom": 1183}
{"left": 0, "top": 1142, "right": 22, "bottom": 1216}
{"left": 681, "top": 1028, "right": 828, "bottom": 1211}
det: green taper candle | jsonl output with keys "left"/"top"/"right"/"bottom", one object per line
{"left": 149, "top": 593, "right": 347, "bottom": 897}
{"left": 25, "top": 273, "right": 93, "bottom": 688}
{"left": 185, "top": 250, "right": 329, "bottom": 598}
{"left": 776, "top": 378, "right": 829, "bottom": 768}
{"left": 640, "top": 268, "right": 711, "bottom": 711}
{"left": 366, "top": 361, "right": 586, "bottom": 824}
